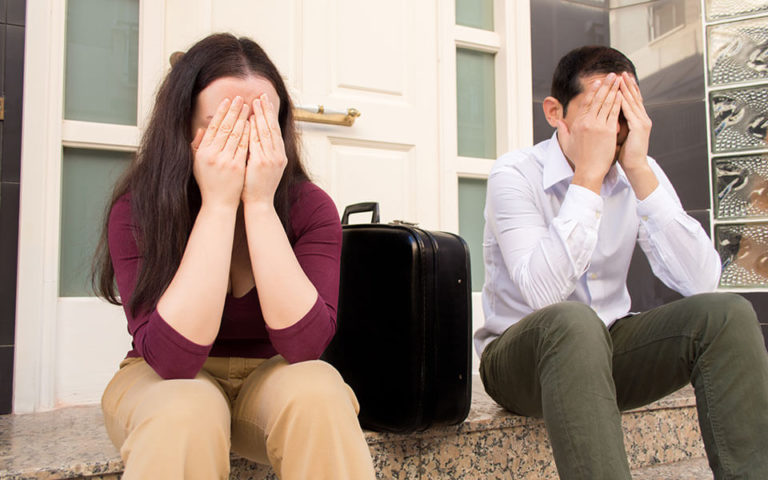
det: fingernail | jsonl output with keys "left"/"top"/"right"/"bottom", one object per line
{"left": 607, "top": 72, "right": 616, "bottom": 80}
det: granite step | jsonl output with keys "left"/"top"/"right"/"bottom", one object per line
{"left": 0, "top": 376, "right": 706, "bottom": 479}
{"left": 631, "top": 457, "right": 711, "bottom": 479}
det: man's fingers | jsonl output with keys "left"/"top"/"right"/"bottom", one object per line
{"left": 597, "top": 76, "right": 621, "bottom": 122}
{"left": 623, "top": 72, "right": 643, "bottom": 103}
{"left": 582, "top": 78, "right": 602, "bottom": 111}
{"left": 589, "top": 73, "right": 617, "bottom": 114}
{"left": 608, "top": 91, "right": 623, "bottom": 124}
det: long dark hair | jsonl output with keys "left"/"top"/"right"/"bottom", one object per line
{"left": 93, "top": 33, "right": 309, "bottom": 314}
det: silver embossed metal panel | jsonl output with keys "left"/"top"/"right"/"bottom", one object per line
{"left": 716, "top": 223, "right": 768, "bottom": 287}
{"left": 715, "top": 154, "right": 768, "bottom": 218}
{"left": 705, "top": 0, "right": 768, "bottom": 21}
{"left": 710, "top": 86, "right": 768, "bottom": 153}
{"left": 708, "top": 17, "right": 768, "bottom": 86}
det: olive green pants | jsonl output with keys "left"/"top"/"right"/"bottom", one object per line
{"left": 480, "top": 293, "right": 768, "bottom": 479}
{"left": 102, "top": 355, "right": 375, "bottom": 480}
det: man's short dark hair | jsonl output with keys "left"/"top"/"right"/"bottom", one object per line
{"left": 552, "top": 45, "right": 637, "bottom": 114}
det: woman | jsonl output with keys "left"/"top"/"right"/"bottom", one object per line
{"left": 93, "top": 33, "right": 375, "bottom": 479}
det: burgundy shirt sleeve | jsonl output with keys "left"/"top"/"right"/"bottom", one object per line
{"left": 108, "top": 195, "right": 212, "bottom": 379}
{"left": 265, "top": 183, "right": 342, "bottom": 363}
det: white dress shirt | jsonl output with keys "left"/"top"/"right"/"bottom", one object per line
{"left": 474, "top": 133, "right": 722, "bottom": 356}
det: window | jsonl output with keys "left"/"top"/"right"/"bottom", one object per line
{"left": 59, "top": 0, "right": 140, "bottom": 296}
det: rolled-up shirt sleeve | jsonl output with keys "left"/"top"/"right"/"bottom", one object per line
{"left": 636, "top": 159, "right": 721, "bottom": 295}
{"left": 265, "top": 185, "right": 342, "bottom": 363}
{"left": 489, "top": 166, "right": 603, "bottom": 311}
{"left": 108, "top": 195, "right": 212, "bottom": 379}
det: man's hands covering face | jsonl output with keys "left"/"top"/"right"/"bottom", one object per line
{"left": 191, "top": 95, "right": 288, "bottom": 209}
{"left": 561, "top": 72, "right": 654, "bottom": 195}
{"left": 616, "top": 71, "right": 652, "bottom": 173}
{"left": 558, "top": 73, "right": 623, "bottom": 193}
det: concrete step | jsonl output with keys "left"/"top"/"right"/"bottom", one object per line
{"left": 0, "top": 376, "right": 706, "bottom": 479}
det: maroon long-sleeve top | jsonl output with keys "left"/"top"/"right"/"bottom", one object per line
{"left": 108, "top": 181, "right": 342, "bottom": 379}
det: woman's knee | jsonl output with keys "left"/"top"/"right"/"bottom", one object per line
{"left": 133, "top": 379, "right": 231, "bottom": 438}
{"left": 272, "top": 360, "right": 358, "bottom": 416}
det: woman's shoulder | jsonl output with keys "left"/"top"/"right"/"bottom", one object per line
{"left": 109, "top": 192, "right": 133, "bottom": 225}
{"left": 289, "top": 181, "right": 341, "bottom": 234}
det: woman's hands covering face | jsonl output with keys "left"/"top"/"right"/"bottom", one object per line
{"left": 191, "top": 96, "right": 250, "bottom": 209}
{"left": 190, "top": 94, "right": 288, "bottom": 209}
{"left": 243, "top": 94, "right": 289, "bottom": 206}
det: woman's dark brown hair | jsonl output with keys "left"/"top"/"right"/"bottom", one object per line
{"left": 93, "top": 33, "right": 309, "bottom": 314}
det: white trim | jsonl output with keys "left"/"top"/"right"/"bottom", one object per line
{"left": 454, "top": 25, "right": 501, "bottom": 52}
{"left": 61, "top": 121, "right": 140, "bottom": 151}
{"left": 15, "top": 0, "right": 164, "bottom": 412}
{"left": 438, "top": 0, "right": 459, "bottom": 232}
{"left": 457, "top": 157, "right": 495, "bottom": 177}
{"left": 15, "top": 0, "right": 68, "bottom": 413}
{"left": 498, "top": 0, "right": 532, "bottom": 153}
{"left": 138, "top": 1, "right": 166, "bottom": 130}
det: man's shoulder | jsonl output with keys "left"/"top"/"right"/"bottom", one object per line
{"left": 490, "top": 139, "right": 550, "bottom": 181}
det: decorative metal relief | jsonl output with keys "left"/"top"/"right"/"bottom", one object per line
{"left": 717, "top": 223, "right": 768, "bottom": 287}
{"left": 708, "top": 17, "right": 768, "bottom": 86}
{"left": 705, "top": 0, "right": 768, "bottom": 21}
{"left": 710, "top": 86, "right": 768, "bottom": 153}
{"left": 715, "top": 154, "right": 768, "bottom": 218}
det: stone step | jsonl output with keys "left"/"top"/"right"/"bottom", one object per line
{"left": 631, "top": 457, "right": 712, "bottom": 480}
{"left": 0, "top": 376, "right": 706, "bottom": 479}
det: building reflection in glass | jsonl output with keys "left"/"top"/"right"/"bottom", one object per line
{"left": 715, "top": 155, "right": 768, "bottom": 218}
{"left": 717, "top": 223, "right": 768, "bottom": 287}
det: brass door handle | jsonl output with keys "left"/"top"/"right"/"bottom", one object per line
{"left": 294, "top": 105, "right": 360, "bottom": 126}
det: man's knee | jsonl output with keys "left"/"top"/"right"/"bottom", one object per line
{"left": 683, "top": 293, "right": 762, "bottom": 354}
{"left": 688, "top": 292, "right": 757, "bottom": 331}
{"left": 537, "top": 301, "right": 609, "bottom": 347}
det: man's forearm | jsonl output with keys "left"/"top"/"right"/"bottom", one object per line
{"left": 622, "top": 161, "right": 659, "bottom": 200}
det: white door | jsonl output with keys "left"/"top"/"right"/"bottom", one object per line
{"left": 297, "top": 0, "right": 440, "bottom": 227}
{"left": 16, "top": 0, "right": 441, "bottom": 411}
{"left": 172, "top": 0, "right": 441, "bottom": 226}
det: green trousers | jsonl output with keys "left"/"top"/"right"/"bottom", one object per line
{"left": 479, "top": 293, "right": 768, "bottom": 479}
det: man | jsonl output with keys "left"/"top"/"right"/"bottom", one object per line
{"left": 475, "top": 45, "right": 768, "bottom": 479}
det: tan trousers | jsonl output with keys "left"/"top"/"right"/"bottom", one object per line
{"left": 101, "top": 355, "right": 376, "bottom": 480}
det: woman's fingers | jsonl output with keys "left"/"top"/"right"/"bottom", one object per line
{"left": 212, "top": 96, "right": 245, "bottom": 149}
{"left": 200, "top": 98, "right": 231, "bottom": 148}
{"left": 253, "top": 96, "right": 273, "bottom": 151}
{"left": 262, "top": 95, "right": 281, "bottom": 138}
{"left": 249, "top": 116, "right": 263, "bottom": 157}
{"left": 191, "top": 128, "right": 205, "bottom": 151}
{"left": 234, "top": 117, "right": 250, "bottom": 165}
{"left": 223, "top": 116, "right": 248, "bottom": 157}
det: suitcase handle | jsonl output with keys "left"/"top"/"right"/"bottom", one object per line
{"left": 341, "top": 202, "right": 380, "bottom": 225}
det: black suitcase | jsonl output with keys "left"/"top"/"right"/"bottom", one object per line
{"left": 322, "top": 202, "right": 472, "bottom": 433}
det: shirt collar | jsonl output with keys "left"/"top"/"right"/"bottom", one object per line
{"left": 542, "top": 131, "right": 631, "bottom": 196}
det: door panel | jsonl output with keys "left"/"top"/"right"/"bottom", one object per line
{"left": 300, "top": 0, "right": 440, "bottom": 228}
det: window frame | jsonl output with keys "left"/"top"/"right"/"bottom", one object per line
{"left": 15, "top": 0, "right": 166, "bottom": 412}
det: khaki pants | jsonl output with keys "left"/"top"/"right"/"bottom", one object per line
{"left": 102, "top": 355, "right": 376, "bottom": 480}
